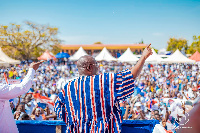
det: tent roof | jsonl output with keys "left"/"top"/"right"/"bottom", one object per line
{"left": 95, "top": 47, "right": 117, "bottom": 61}
{"left": 163, "top": 49, "right": 195, "bottom": 63}
{"left": 0, "top": 48, "right": 20, "bottom": 64}
{"left": 145, "top": 48, "right": 164, "bottom": 63}
{"left": 37, "top": 50, "right": 56, "bottom": 60}
{"left": 69, "top": 47, "right": 88, "bottom": 61}
{"left": 0, "top": 61, "right": 9, "bottom": 66}
{"left": 55, "top": 52, "right": 70, "bottom": 58}
{"left": 118, "top": 48, "right": 139, "bottom": 63}
{"left": 189, "top": 51, "right": 200, "bottom": 62}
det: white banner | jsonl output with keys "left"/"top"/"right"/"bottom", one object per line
{"left": 0, "top": 79, "right": 21, "bottom": 84}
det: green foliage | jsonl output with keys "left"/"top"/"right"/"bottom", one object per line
{"left": 167, "top": 38, "right": 188, "bottom": 53}
{"left": 94, "top": 42, "right": 102, "bottom": 44}
{"left": 187, "top": 35, "right": 200, "bottom": 54}
{"left": 51, "top": 44, "right": 61, "bottom": 55}
{"left": 0, "top": 21, "right": 61, "bottom": 60}
{"left": 139, "top": 39, "right": 144, "bottom": 44}
{"left": 152, "top": 47, "right": 158, "bottom": 53}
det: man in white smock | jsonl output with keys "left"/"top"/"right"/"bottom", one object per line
{"left": 0, "top": 61, "right": 43, "bottom": 133}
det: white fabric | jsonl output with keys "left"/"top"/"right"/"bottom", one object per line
{"left": 95, "top": 47, "right": 117, "bottom": 61}
{"left": 0, "top": 47, "right": 20, "bottom": 64}
{"left": 0, "top": 68, "right": 35, "bottom": 133}
{"left": 152, "top": 124, "right": 166, "bottom": 133}
{"left": 0, "top": 60, "right": 9, "bottom": 67}
{"left": 50, "top": 94, "right": 57, "bottom": 102}
{"left": 145, "top": 48, "right": 164, "bottom": 63}
{"left": 25, "top": 100, "right": 37, "bottom": 115}
{"left": 117, "top": 48, "right": 139, "bottom": 63}
{"left": 35, "top": 115, "right": 43, "bottom": 121}
{"left": 69, "top": 47, "right": 88, "bottom": 61}
{"left": 162, "top": 49, "right": 195, "bottom": 63}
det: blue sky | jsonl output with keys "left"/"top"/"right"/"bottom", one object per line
{"left": 0, "top": 0, "right": 200, "bottom": 49}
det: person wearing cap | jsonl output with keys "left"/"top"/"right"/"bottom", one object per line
{"left": 0, "top": 61, "right": 43, "bottom": 133}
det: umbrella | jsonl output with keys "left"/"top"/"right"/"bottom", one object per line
{"left": 55, "top": 52, "right": 70, "bottom": 58}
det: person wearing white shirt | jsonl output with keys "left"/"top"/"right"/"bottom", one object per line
{"left": 0, "top": 61, "right": 43, "bottom": 133}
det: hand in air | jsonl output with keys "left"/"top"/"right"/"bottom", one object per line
{"left": 142, "top": 43, "right": 153, "bottom": 59}
{"left": 30, "top": 61, "right": 44, "bottom": 71}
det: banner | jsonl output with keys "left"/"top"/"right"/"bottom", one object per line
{"left": 0, "top": 79, "right": 21, "bottom": 84}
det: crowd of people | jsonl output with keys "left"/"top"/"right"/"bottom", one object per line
{"left": 0, "top": 61, "right": 200, "bottom": 132}
{"left": 120, "top": 63, "right": 200, "bottom": 132}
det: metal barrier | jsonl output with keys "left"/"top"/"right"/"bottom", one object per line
{"left": 16, "top": 120, "right": 159, "bottom": 133}
{"left": 16, "top": 120, "right": 66, "bottom": 133}
{"left": 121, "top": 120, "right": 159, "bottom": 133}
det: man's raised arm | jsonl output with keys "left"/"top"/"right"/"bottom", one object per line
{"left": 131, "top": 44, "right": 152, "bottom": 79}
{"left": 0, "top": 61, "right": 43, "bottom": 99}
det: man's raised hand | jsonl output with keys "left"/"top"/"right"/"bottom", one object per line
{"left": 142, "top": 43, "right": 153, "bottom": 59}
{"left": 30, "top": 61, "right": 44, "bottom": 71}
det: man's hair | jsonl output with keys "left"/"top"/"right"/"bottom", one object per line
{"left": 21, "top": 113, "right": 30, "bottom": 120}
{"left": 154, "top": 110, "right": 159, "bottom": 115}
{"left": 77, "top": 55, "right": 91, "bottom": 69}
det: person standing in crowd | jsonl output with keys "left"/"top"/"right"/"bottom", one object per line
{"left": 0, "top": 61, "right": 43, "bottom": 133}
{"left": 54, "top": 44, "right": 152, "bottom": 132}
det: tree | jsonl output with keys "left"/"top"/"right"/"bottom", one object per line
{"left": 94, "top": 42, "right": 102, "bottom": 44}
{"left": 139, "top": 39, "right": 144, "bottom": 44}
{"left": 187, "top": 35, "right": 200, "bottom": 54}
{"left": 166, "top": 38, "right": 188, "bottom": 53}
{"left": 0, "top": 21, "right": 61, "bottom": 60}
{"left": 51, "top": 44, "right": 61, "bottom": 55}
{"left": 152, "top": 47, "right": 158, "bottom": 53}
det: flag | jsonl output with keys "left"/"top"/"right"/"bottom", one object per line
{"left": 37, "top": 102, "right": 47, "bottom": 109}
{"left": 4, "top": 72, "right": 8, "bottom": 84}
{"left": 147, "top": 99, "right": 157, "bottom": 109}
{"left": 168, "top": 99, "right": 175, "bottom": 105}
{"left": 186, "top": 93, "right": 190, "bottom": 99}
{"left": 27, "top": 88, "right": 34, "bottom": 95}
{"left": 135, "top": 111, "right": 138, "bottom": 115}
{"left": 33, "top": 93, "right": 55, "bottom": 108}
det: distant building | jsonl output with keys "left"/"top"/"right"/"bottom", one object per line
{"left": 61, "top": 43, "right": 147, "bottom": 57}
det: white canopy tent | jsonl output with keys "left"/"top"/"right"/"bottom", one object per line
{"left": 159, "top": 55, "right": 170, "bottom": 59}
{"left": 0, "top": 61, "right": 9, "bottom": 67}
{"left": 117, "top": 48, "right": 139, "bottom": 63}
{"left": 69, "top": 47, "right": 88, "bottom": 61}
{"left": 162, "top": 49, "right": 195, "bottom": 63}
{"left": 95, "top": 47, "right": 117, "bottom": 61}
{"left": 0, "top": 47, "right": 20, "bottom": 64}
{"left": 135, "top": 55, "right": 141, "bottom": 58}
{"left": 158, "top": 48, "right": 171, "bottom": 55}
{"left": 145, "top": 48, "right": 164, "bottom": 63}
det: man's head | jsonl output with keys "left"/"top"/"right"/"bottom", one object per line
{"left": 77, "top": 55, "right": 99, "bottom": 76}
{"left": 154, "top": 110, "right": 159, "bottom": 115}
{"left": 35, "top": 108, "right": 41, "bottom": 116}
{"left": 25, "top": 95, "right": 32, "bottom": 103}
{"left": 155, "top": 114, "right": 161, "bottom": 121}
{"left": 10, "top": 102, "right": 14, "bottom": 109}
{"left": 17, "top": 103, "right": 25, "bottom": 112}
{"left": 21, "top": 113, "right": 30, "bottom": 120}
